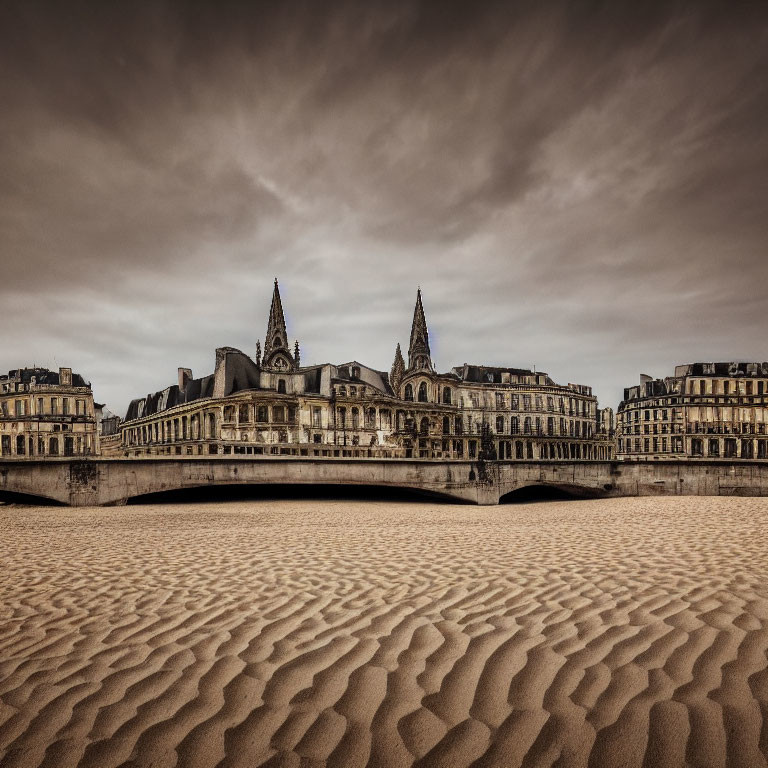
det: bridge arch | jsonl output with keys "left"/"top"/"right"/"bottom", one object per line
{"left": 498, "top": 483, "right": 604, "bottom": 504}
{"left": 123, "top": 482, "right": 470, "bottom": 506}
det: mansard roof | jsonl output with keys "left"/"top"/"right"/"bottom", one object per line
{"left": 2, "top": 367, "right": 89, "bottom": 388}
{"left": 452, "top": 364, "right": 553, "bottom": 385}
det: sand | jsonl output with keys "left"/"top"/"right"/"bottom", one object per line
{"left": 1, "top": 496, "right": 768, "bottom": 768}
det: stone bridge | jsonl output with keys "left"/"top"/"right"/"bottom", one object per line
{"left": 1, "top": 457, "right": 768, "bottom": 506}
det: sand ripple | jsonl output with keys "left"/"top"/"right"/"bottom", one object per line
{"left": 1, "top": 497, "right": 768, "bottom": 767}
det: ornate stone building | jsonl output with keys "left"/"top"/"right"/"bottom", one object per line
{"left": 0, "top": 367, "right": 98, "bottom": 458}
{"left": 616, "top": 362, "right": 768, "bottom": 460}
{"left": 119, "top": 281, "right": 611, "bottom": 461}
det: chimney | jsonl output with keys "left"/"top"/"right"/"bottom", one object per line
{"left": 178, "top": 367, "right": 192, "bottom": 390}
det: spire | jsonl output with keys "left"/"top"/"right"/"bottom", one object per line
{"left": 390, "top": 343, "right": 405, "bottom": 393}
{"left": 262, "top": 279, "right": 296, "bottom": 370}
{"left": 407, "top": 288, "right": 432, "bottom": 371}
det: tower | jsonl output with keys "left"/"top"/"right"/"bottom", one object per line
{"left": 407, "top": 288, "right": 433, "bottom": 372}
{"left": 390, "top": 343, "right": 405, "bottom": 393}
{"left": 261, "top": 279, "right": 297, "bottom": 371}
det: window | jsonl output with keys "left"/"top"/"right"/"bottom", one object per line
{"left": 455, "top": 416, "right": 463, "bottom": 435}
{"left": 277, "top": 379, "right": 286, "bottom": 395}
{"left": 495, "top": 393, "right": 505, "bottom": 409}
{"left": 365, "top": 408, "right": 376, "bottom": 429}
{"left": 351, "top": 408, "right": 359, "bottom": 429}
{"left": 523, "top": 395, "right": 531, "bottom": 411}
{"left": 257, "top": 406, "right": 268, "bottom": 422}
{"left": 312, "top": 407, "right": 322, "bottom": 428}
{"left": 62, "top": 398, "right": 70, "bottom": 415}
{"left": 511, "top": 394, "right": 519, "bottom": 410}
{"left": 15, "top": 400, "right": 23, "bottom": 416}
{"left": 273, "top": 406, "right": 285, "bottom": 423}
{"left": 496, "top": 415, "right": 504, "bottom": 433}
{"left": 419, "top": 417, "right": 429, "bottom": 435}
{"left": 547, "top": 396, "right": 554, "bottom": 411}
{"left": 380, "top": 410, "right": 391, "bottom": 429}
{"left": 16, "top": 435, "right": 25, "bottom": 455}
{"left": 524, "top": 417, "right": 531, "bottom": 434}
{"left": 443, "top": 416, "right": 451, "bottom": 434}
{"left": 287, "top": 406, "right": 296, "bottom": 423}
{"left": 443, "top": 388, "right": 452, "bottom": 404}
{"left": 238, "top": 404, "right": 249, "bottom": 423}
{"left": 418, "top": 382, "right": 428, "bottom": 402}
{"left": 404, "top": 383, "right": 413, "bottom": 401}
{"left": 37, "top": 397, "right": 44, "bottom": 414}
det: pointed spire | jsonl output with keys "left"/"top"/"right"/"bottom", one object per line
{"left": 262, "top": 278, "right": 296, "bottom": 370}
{"left": 390, "top": 343, "right": 405, "bottom": 393}
{"left": 294, "top": 340, "right": 300, "bottom": 367}
{"left": 407, "top": 288, "right": 432, "bottom": 371}
{"left": 255, "top": 340, "right": 261, "bottom": 367}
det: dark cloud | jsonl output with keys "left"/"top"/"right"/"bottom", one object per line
{"left": 0, "top": 0, "right": 766, "bottom": 415}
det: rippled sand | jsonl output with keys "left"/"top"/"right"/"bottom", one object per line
{"left": 2, "top": 497, "right": 768, "bottom": 768}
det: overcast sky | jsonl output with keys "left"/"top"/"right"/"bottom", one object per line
{"left": 2, "top": 1, "right": 767, "bottom": 416}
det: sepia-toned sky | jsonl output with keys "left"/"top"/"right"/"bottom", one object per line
{"left": 1, "top": 1, "right": 767, "bottom": 415}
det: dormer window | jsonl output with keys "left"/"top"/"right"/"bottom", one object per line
{"left": 352, "top": 366, "right": 360, "bottom": 379}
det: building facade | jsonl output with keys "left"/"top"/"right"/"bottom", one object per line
{"left": 0, "top": 367, "right": 98, "bottom": 458}
{"left": 118, "top": 281, "right": 611, "bottom": 462}
{"left": 616, "top": 362, "right": 768, "bottom": 460}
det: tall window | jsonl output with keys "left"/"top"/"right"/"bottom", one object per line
{"left": 351, "top": 408, "right": 359, "bottom": 430}
{"left": 273, "top": 406, "right": 285, "bottom": 423}
{"left": 443, "top": 416, "right": 450, "bottom": 434}
{"left": 257, "top": 406, "right": 268, "bottom": 422}
{"left": 418, "top": 382, "right": 428, "bottom": 402}
{"left": 443, "top": 388, "right": 452, "bottom": 404}
{"left": 238, "top": 404, "right": 249, "bottom": 423}
{"left": 496, "top": 415, "right": 504, "bottom": 434}
{"left": 312, "top": 407, "right": 322, "bottom": 427}
{"left": 419, "top": 417, "right": 429, "bottom": 435}
{"left": 404, "top": 383, "right": 413, "bottom": 401}
{"left": 62, "top": 398, "right": 70, "bottom": 415}
{"left": 277, "top": 379, "right": 286, "bottom": 394}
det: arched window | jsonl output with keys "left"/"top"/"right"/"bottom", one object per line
{"left": 404, "top": 383, "right": 413, "bottom": 401}
{"left": 496, "top": 415, "right": 504, "bottom": 434}
{"left": 418, "top": 382, "right": 428, "bottom": 402}
{"left": 277, "top": 379, "right": 286, "bottom": 394}
{"left": 442, "top": 416, "right": 450, "bottom": 434}
{"left": 455, "top": 416, "right": 463, "bottom": 435}
{"left": 443, "top": 388, "right": 452, "bottom": 404}
{"left": 208, "top": 413, "right": 216, "bottom": 439}
{"left": 419, "top": 417, "right": 429, "bottom": 435}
